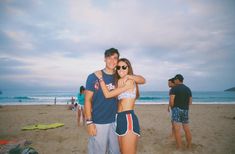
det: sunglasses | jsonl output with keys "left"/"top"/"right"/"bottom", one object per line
{"left": 116, "top": 65, "right": 128, "bottom": 70}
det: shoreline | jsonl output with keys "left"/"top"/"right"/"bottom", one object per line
{"left": 1, "top": 101, "right": 235, "bottom": 106}
{"left": 0, "top": 104, "right": 235, "bottom": 154}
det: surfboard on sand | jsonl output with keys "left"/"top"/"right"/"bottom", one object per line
{"left": 22, "top": 123, "right": 64, "bottom": 130}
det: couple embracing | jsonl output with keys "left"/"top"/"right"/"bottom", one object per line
{"left": 84, "top": 48, "right": 146, "bottom": 154}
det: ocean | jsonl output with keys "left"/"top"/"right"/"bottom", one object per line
{"left": 0, "top": 90, "right": 235, "bottom": 105}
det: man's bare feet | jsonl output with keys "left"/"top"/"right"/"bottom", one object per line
{"left": 167, "top": 134, "right": 175, "bottom": 139}
{"left": 186, "top": 143, "right": 192, "bottom": 150}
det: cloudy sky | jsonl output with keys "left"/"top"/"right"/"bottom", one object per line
{"left": 0, "top": 0, "right": 235, "bottom": 91}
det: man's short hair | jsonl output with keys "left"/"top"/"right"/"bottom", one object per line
{"left": 168, "top": 78, "right": 175, "bottom": 83}
{"left": 104, "top": 48, "right": 120, "bottom": 58}
{"left": 174, "top": 74, "right": 184, "bottom": 82}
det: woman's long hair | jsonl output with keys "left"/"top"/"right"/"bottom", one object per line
{"left": 115, "top": 58, "right": 140, "bottom": 99}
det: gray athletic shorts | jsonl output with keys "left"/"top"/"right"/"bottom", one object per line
{"left": 88, "top": 122, "right": 120, "bottom": 154}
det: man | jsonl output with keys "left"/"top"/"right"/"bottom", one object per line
{"left": 167, "top": 78, "right": 175, "bottom": 138}
{"left": 170, "top": 74, "right": 192, "bottom": 149}
{"left": 85, "top": 48, "right": 145, "bottom": 154}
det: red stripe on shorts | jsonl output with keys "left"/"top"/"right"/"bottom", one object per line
{"left": 127, "top": 114, "right": 133, "bottom": 130}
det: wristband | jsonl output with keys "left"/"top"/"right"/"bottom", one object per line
{"left": 86, "top": 118, "right": 92, "bottom": 121}
{"left": 86, "top": 120, "right": 93, "bottom": 125}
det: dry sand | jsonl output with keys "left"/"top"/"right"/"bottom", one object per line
{"left": 0, "top": 104, "right": 235, "bottom": 154}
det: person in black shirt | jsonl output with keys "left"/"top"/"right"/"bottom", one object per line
{"left": 170, "top": 74, "right": 192, "bottom": 149}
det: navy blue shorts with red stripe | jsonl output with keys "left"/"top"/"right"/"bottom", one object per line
{"left": 115, "top": 110, "right": 140, "bottom": 136}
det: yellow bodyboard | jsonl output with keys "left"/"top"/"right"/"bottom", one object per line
{"left": 22, "top": 123, "right": 64, "bottom": 130}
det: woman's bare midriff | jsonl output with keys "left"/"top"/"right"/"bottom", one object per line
{"left": 117, "top": 98, "right": 135, "bottom": 112}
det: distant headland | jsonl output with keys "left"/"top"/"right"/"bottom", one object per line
{"left": 224, "top": 87, "right": 235, "bottom": 91}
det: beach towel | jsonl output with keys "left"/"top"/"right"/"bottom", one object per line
{"left": 22, "top": 123, "right": 64, "bottom": 130}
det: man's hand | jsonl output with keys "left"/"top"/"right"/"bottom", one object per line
{"left": 87, "top": 124, "right": 97, "bottom": 136}
{"left": 125, "top": 75, "right": 146, "bottom": 84}
{"left": 125, "top": 75, "right": 131, "bottom": 80}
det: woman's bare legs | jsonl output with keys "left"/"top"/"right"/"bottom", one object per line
{"left": 119, "top": 131, "right": 138, "bottom": 154}
{"left": 77, "top": 107, "right": 81, "bottom": 127}
{"left": 81, "top": 107, "right": 85, "bottom": 126}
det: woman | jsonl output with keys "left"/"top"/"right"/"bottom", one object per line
{"left": 95, "top": 58, "right": 143, "bottom": 154}
{"left": 77, "top": 86, "right": 85, "bottom": 126}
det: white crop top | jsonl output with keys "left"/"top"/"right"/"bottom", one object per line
{"left": 118, "top": 84, "right": 136, "bottom": 100}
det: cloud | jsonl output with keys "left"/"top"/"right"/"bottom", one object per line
{"left": 0, "top": 0, "right": 235, "bottom": 91}
{"left": 4, "top": 30, "right": 35, "bottom": 50}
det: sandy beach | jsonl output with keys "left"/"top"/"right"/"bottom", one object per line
{"left": 0, "top": 104, "right": 235, "bottom": 154}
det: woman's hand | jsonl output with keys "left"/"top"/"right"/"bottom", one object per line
{"left": 94, "top": 70, "right": 102, "bottom": 79}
